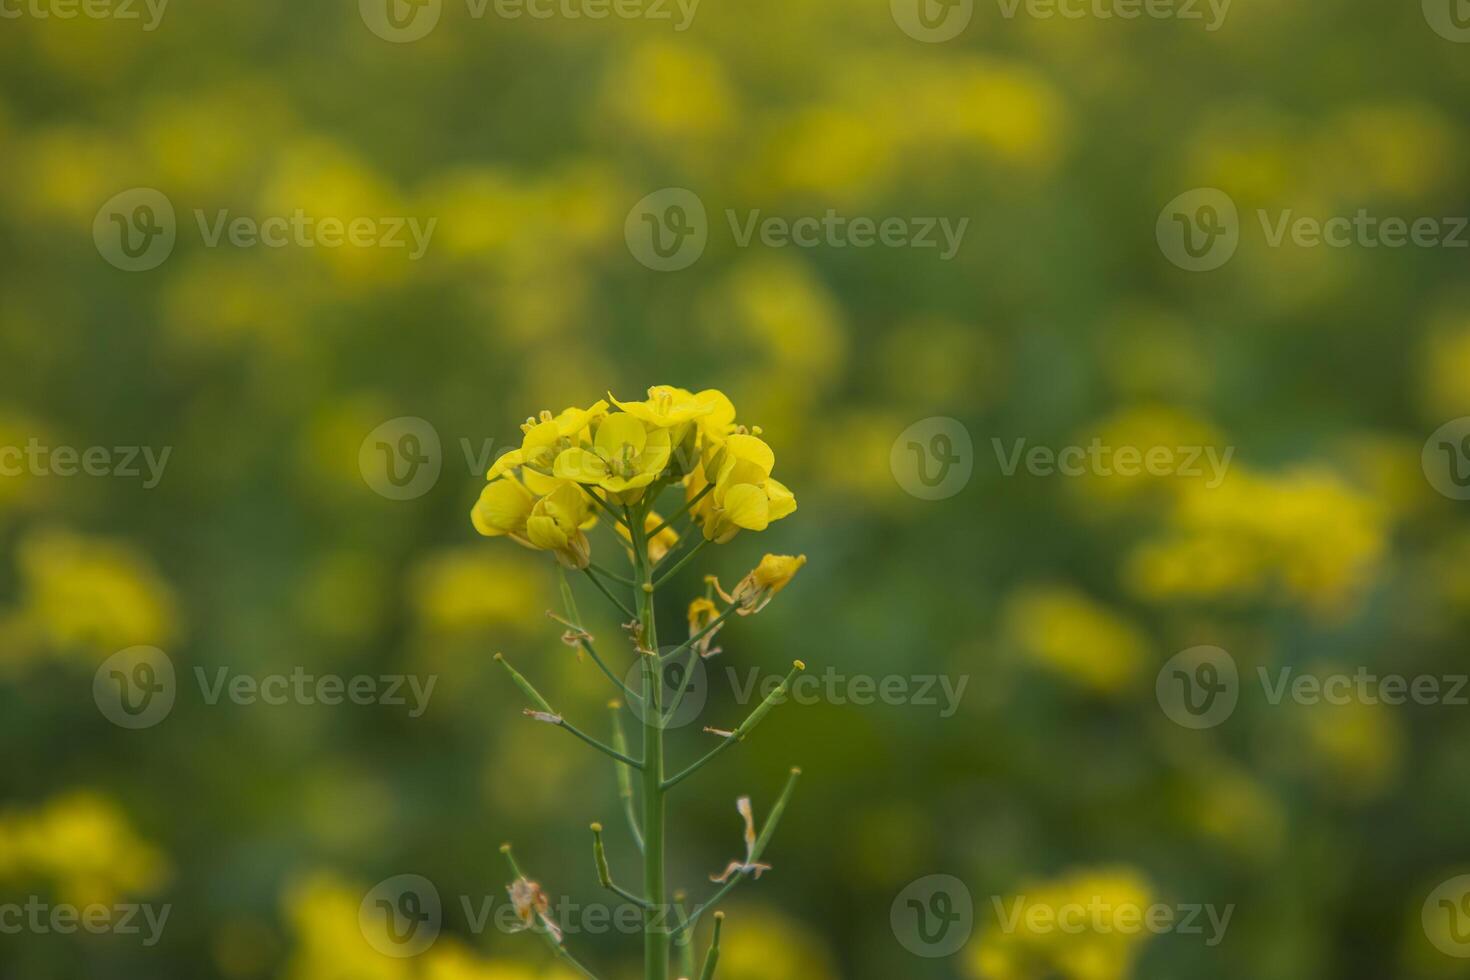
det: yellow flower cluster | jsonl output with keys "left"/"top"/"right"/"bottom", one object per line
{"left": 1, "top": 527, "right": 180, "bottom": 663}
{"left": 0, "top": 792, "right": 168, "bottom": 907}
{"left": 1125, "top": 466, "right": 1387, "bottom": 619}
{"left": 472, "top": 386, "right": 796, "bottom": 567}
{"left": 281, "top": 872, "right": 580, "bottom": 980}
{"left": 1003, "top": 586, "right": 1149, "bottom": 695}
{"left": 971, "top": 868, "right": 1155, "bottom": 980}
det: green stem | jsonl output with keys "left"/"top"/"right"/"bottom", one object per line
{"left": 500, "top": 844, "right": 601, "bottom": 979}
{"left": 672, "top": 893, "right": 696, "bottom": 979}
{"left": 608, "top": 702, "right": 644, "bottom": 852}
{"left": 698, "top": 912, "right": 724, "bottom": 980}
{"left": 632, "top": 503, "right": 670, "bottom": 980}
{"left": 660, "top": 604, "right": 740, "bottom": 663}
{"left": 676, "top": 768, "right": 802, "bottom": 939}
{"left": 589, "top": 561, "right": 636, "bottom": 586}
{"left": 582, "top": 567, "right": 636, "bottom": 620}
{"left": 559, "top": 569, "right": 640, "bottom": 704}
{"left": 495, "top": 653, "right": 643, "bottom": 769}
{"left": 652, "top": 537, "right": 709, "bottom": 589}
{"left": 662, "top": 663, "right": 804, "bottom": 791}
{"left": 648, "top": 481, "right": 712, "bottom": 539}
{"left": 556, "top": 716, "right": 644, "bottom": 769}
{"left": 662, "top": 647, "right": 700, "bottom": 727}
{"left": 591, "top": 823, "right": 652, "bottom": 908}
{"left": 579, "top": 484, "right": 630, "bottom": 528}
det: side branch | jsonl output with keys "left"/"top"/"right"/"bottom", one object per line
{"left": 676, "top": 768, "right": 802, "bottom": 938}
{"left": 495, "top": 653, "right": 643, "bottom": 769}
{"left": 590, "top": 823, "right": 652, "bottom": 908}
{"left": 662, "top": 661, "right": 804, "bottom": 791}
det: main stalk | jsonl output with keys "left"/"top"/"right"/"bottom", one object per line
{"left": 632, "top": 505, "right": 669, "bottom": 980}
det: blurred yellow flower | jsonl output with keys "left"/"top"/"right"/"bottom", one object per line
{"left": 1316, "top": 103, "right": 1462, "bottom": 202}
{"left": 1069, "top": 404, "right": 1229, "bottom": 507}
{"left": 283, "top": 872, "right": 407, "bottom": 980}
{"left": 972, "top": 868, "right": 1155, "bottom": 980}
{"left": 0, "top": 792, "right": 167, "bottom": 907}
{"left": 1280, "top": 678, "right": 1403, "bottom": 801}
{"left": 600, "top": 41, "right": 738, "bottom": 149}
{"left": 410, "top": 548, "right": 545, "bottom": 635}
{"left": 1004, "top": 586, "right": 1149, "bottom": 694}
{"left": 711, "top": 905, "right": 839, "bottom": 980}
{"left": 6, "top": 526, "right": 180, "bottom": 658}
{"left": 1418, "top": 311, "right": 1470, "bottom": 421}
{"left": 1126, "top": 466, "right": 1388, "bottom": 619}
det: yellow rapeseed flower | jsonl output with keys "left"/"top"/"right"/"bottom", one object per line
{"left": 554, "top": 413, "right": 671, "bottom": 499}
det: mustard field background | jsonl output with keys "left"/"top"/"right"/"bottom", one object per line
{"left": 2, "top": 0, "right": 1470, "bottom": 977}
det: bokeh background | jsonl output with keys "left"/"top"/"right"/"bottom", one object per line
{"left": 3, "top": 0, "right": 1470, "bottom": 977}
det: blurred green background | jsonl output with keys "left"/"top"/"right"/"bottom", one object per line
{"left": 3, "top": 0, "right": 1470, "bottom": 977}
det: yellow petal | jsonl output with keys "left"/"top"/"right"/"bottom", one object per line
{"left": 471, "top": 479, "right": 534, "bottom": 536}
{"left": 594, "top": 412, "right": 648, "bottom": 458}
{"left": 553, "top": 447, "right": 606, "bottom": 483}
{"left": 765, "top": 478, "right": 797, "bottom": 522}
{"left": 723, "top": 483, "right": 771, "bottom": 531}
{"left": 486, "top": 449, "right": 524, "bottom": 481}
{"left": 723, "top": 433, "right": 775, "bottom": 474}
{"left": 525, "top": 513, "right": 570, "bottom": 551}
